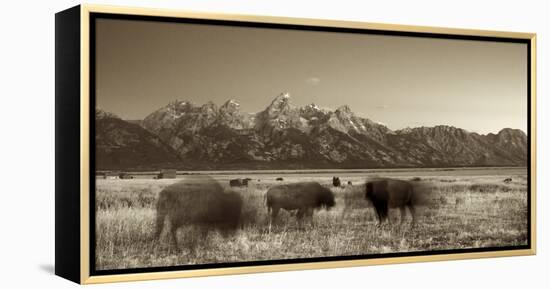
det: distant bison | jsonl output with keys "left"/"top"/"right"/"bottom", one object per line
{"left": 365, "top": 178, "right": 421, "bottom": 227}
{"left": 503, "top": 178, "right": 513, "bottom": 183}
{"left": 154, "top": 176, "right": 243, "bottom": 248}
{"left": 266, "top": 182, "right": 335, "bottom": 223}
{"left": 276, "top": 177, "right": 284, "bottom": 181}
{"left": 118, "top": 172, "right": 133, "bottom": 179}
{"left": 229, "top": 178, "right": 248, "bottom": 187}
{"left": 332, "top": 177, "right": 341, "bottom": 187}
{"left": 347, "top": 181, "right": 353, "bottom": 186}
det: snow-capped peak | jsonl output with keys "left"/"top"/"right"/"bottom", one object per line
{"left": 307, "top": 103, "right": 319, "bottom": 110}
{"left": 222, "top": 99, "right": 240, "bottom": 107}
{"left": 265, "top": 92, "right": 295, "bottom": 115}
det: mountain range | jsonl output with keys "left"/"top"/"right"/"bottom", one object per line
{"left": 95, "top": 93, "right": 527, "bottom": 170}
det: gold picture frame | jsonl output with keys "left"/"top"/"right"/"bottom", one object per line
{"left": 55, "top": 4, "right": 536, "bottom": 284}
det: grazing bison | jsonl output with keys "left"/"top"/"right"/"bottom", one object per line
{"left": 154, "top": 176, "right": 243, "bottom": 248}
{"left": 266, "top": 182, "right": 335, "bottom": 223}
{"left": 365, "top": 178, "right": 420, "bottom": 227}
{"left": 503, "top": 178, "right": 513, "bottom": 183}
{"left": 332, "top": 177, "right": 341, "bottom": 187}
{"left": 118, "top": 172, "right": 133, "bottom": 179}
{"left": 276, "top": 177, "right": 284, "bottom": 181}
{"left": 229, "top": 178, "right": 248, "bottom": 187}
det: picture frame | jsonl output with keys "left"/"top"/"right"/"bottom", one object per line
{"left": 55, "top": 4, "right": 536, "bottom": 284}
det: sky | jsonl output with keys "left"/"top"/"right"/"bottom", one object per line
{"left": 95, "top": 18, "right": 528, "bottom": 134}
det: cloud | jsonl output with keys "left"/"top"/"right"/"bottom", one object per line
{"left": 306, "top": 77, "right": 321, "bottom": 86}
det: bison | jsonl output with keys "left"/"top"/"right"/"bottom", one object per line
{"left": 154, "top": 176, "right": 243, "bottom": 248}
{"left": 276, "top": 177, "right": 284, "bottom": 181}
{"left": 332, "top": 177, "right": 341, "bottom": 187}
{"left": 365, "top": 178, "right": 422, "bottom": 227}
{"left": 503, "top": 178, "right": 513, "bottom": 183}
{"left": 229, "top": 178, "right": 248, "bottom": 187}
{"left": 266, "top": 182, "right": 335, "bottom": 224}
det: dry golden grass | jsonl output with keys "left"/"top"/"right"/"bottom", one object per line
{"left": 95, "top": 171, "right": 528, "bottom": 270}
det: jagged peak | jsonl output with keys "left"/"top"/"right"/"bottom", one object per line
{"left": 270, "top": 92, "right": 291, "bottom": 104}
{"left": 169, "top": 99, "right": 194, "bottom": 107}
{"left": 96, "top": 108, "right": 120, "bottom": 119}
{"left": 335, "top": 105, "right": 353, "bottom": 115}
{"left": 265, "top": 92, "right": 294, "bottom": 113}
{"left": 434, "top": 124, "right": 459, "bottom": 129}
{"left": 300, "top": 103, "right": 320, "bottom": 112}
{"left": 396, "top": 125, "right": 472, "bottom": 137}
{"left": 221, "top": 99, "right": 240, "bottom": 108}
{"left": 200, "top": 101, "right": 217, "bottom": 113}
{"left": 219, "top": 99, "right": 242, "bottom": 116}
{"left": 201, "top": 101, "right": 216, "bottom": 108}
{"left": 307, "top": 103, "right": 318, "bottom": 108}
{"left": 398, "top": 126, "right": 414, "bottom": 134}
{"left": 163, "top": 100, "right": 196, "bottom": 115}
{"left": 498, "top": 128, "right": 525, "bottom": 135}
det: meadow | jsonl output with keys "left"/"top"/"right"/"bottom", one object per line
{"left": 95, "top": 168, "right": 528, "bottom": 270}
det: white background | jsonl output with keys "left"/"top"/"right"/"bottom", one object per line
{"left": 0, "top": 0, "right": 546, "bottom": 288}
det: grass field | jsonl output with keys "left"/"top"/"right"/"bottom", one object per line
{"left": 95, "top": 168, "right": 528, "bottom": 270}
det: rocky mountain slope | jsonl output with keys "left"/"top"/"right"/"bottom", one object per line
{"left": 122, "top": 92, "right": 528, "bottom": 170}
{"left": 95, "top": 109, "right": 182, "bottom": 170}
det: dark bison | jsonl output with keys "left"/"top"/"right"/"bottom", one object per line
{"left": 347, "top": 181, "right": 353, "bottom": 186}
{"left": 154, "top": 176, "right": 243, "bottom": 248}
{"left": 119, "top": 173, "right": 134, "bottom": 179}
{"left": 229, "top": 178, "right": 248, "bottom": 187}
{"left": 266, "top": 182, "right": 335, "bottom": 223}
{"left": 503, "top": 178, "right": 513, "bottom": 183}
{"left": 332, "top": 177, "right": 341, "bottom": 187}
{"left": 365, "top": 178, "right": 420, "bottom": 227}
{"left": 276, "top": 177, "right": 284, "bottom": 181}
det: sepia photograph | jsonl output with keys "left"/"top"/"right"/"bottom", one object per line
{"left": 92, "top": 15, "right": 530, "bottom": 273}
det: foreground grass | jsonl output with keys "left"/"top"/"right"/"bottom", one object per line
{"left": 95, "top": 173, "right": 528, "bottom": 270}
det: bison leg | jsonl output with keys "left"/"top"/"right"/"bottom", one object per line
{"left": 268, "top": 206, "right": 280, "bottom": 233}
{"left": 399, "top": 206, "right": 407, "bottom": 225}
{"left": 305, "top": 208, "right": 314, "bottom": 219}
{"left": 306, "top": 208, "right": 315, "bottom": 228}
{"left": 374, "top": 208, "right": 383, "bottom": 227}
{"left": 169, "top": 221, "right": 179, "bottom": 249}
{"left": 380, "top": 205, "right": 390, "bottom": 226}
{"left": 188, "top": 226, "right": 209, "bottom": 255}
{"left": 296, "top": 209, "right": 305, "bottom": 220}
{"left": 295, "top": 209, "right": 305, "bottom": 229}
{"left": 154, "top": 210, "right": 166, "bottom": 241}
{"left": 408, "top": 205, "right": 416, "bottom": 227}
{"left": 270, "top": 206, "right": 281, "bottom": 221}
